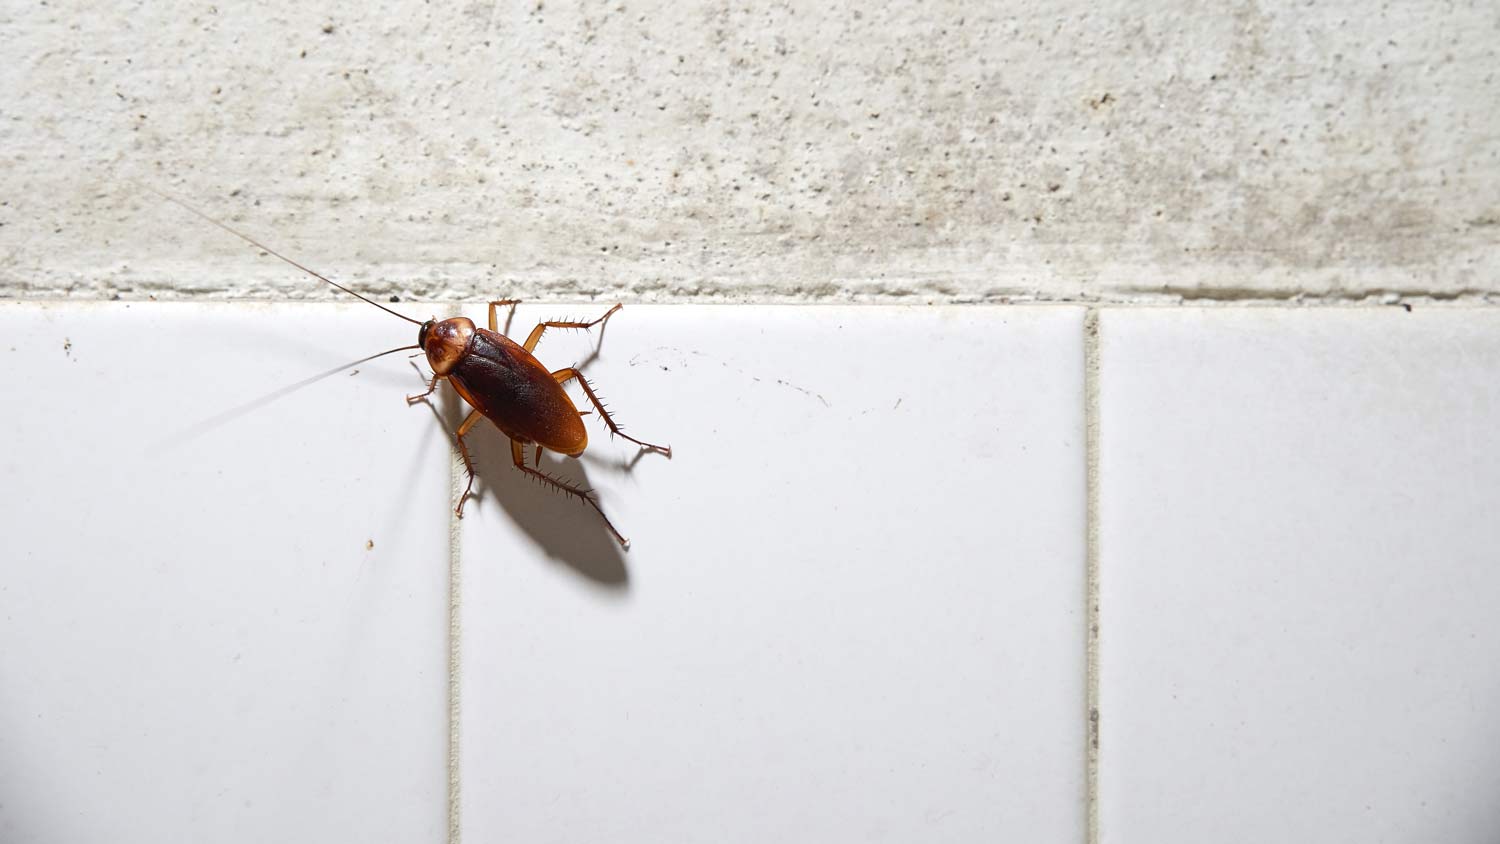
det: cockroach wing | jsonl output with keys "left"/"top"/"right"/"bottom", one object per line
{"left": 448, "top": 329, "right": 589, "bottom": 455}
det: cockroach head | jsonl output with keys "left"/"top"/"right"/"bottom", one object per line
{"left": 421, "top": 316, "right": 476, "bottom": 376}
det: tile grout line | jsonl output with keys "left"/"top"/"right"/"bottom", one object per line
{"left": 1084, "top": 308, "right": 1101, "bottom": 844}
{"left": 12, "top": 294, "right": 1500, "bottom": 309}
{"left": 447, "top": 447, "right": 464, "bottom": 844}
{"left": 445, "top": 298, "right": 466, "bottom": 844}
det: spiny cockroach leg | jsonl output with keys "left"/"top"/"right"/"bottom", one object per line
{"left": 486, "top": 299, "right": 523, "bottom": 333}
{"left": 522, "top": 304, "right": 623, "bottom": 353}
{"left": 406, "top": 374, "right": 443, "bottom": 405}
{"left": 552, "top": 367, "right": 672, "bottom": 456}
{"left": 509, "top": 438, "right": 629, "bottom": 547}
{"left": 454, "top": 409, "right": 483, "bottom": 517}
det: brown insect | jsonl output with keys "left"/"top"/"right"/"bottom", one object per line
{"left": 154, "top": 190, "right": 669, "bottom": 547}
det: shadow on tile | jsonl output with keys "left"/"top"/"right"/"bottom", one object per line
{"left": 412, "top": 385, "right": 633, "bottom": 588}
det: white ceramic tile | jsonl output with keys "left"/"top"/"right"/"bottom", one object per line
{"left": 457, "top": 305, "right": 1087, "bottom": 842}
{"left": 0, "top": 302, "right": 451, "bottom": 843}
{"left": 1099, "top": 308, "right": 1500, "bottom": 843}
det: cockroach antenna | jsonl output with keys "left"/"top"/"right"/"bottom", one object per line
{"left": 146, "top": 186, "right": 422, "bottom": 326}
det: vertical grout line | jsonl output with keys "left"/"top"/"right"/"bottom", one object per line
{"left": 444, "top": 455, "right": 462, "bottom": 844}
{"left": 1083, "top": 308, "right": 1102, "bottom": 844}
{"left": 445, "top": 307, "right": 465, "bottom": 844}
{"left": 447, "top": 449, "right": 463, "bottom": 844}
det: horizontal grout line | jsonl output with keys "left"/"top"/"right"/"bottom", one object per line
{"left": 5, "top": 295, "right": 1500, "bottom": 310}
{"left": 6, "top": 276, "right": 1500, "bottom": 304}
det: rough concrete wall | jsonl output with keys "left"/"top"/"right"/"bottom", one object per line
{"left": 3, "top": 0, "right": 1497, "bottom": 304}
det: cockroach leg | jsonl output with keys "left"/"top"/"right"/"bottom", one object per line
{"left": 509, "top": 438, "right": 629, "bottom": 548}
{"left": 454, "top": 409, "right": 484, "bottom": 517}
{"left": 534, "top": 444, "right": 543, "bottom": 467}
{"left": 486, "top": 299, "right": 523, "bottom": 333}
{"left": 521, "top": 304, "right": 623, "bottom": 353}
{"left": 552, "top": 367, "right": 672, "bottom": 456}
{"left": 406, "top": 374, "right": 443, "bottom": 405}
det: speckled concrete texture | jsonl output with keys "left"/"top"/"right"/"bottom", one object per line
{"left": 2, "top": 1, "right": 1497, "bottom": 303}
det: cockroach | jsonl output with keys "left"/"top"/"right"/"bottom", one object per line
{"left": 154, "top": 190, "right": 670, "bottom": 547}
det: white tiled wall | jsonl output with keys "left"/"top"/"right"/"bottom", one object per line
{"left": 457, "top": 305, "right": 1087, "bottom": 842}
{"left": 0, "top": 303, "right": 451, "bottom": 843}
{"left": 1098, "top": 309, "right": 1500, "bottom": 843}
{"left": 4, "top": 301, "right": 1499, "bottom": 843}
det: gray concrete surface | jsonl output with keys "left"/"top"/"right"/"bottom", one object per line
{"left": 3, "top": 0, "right": 1497, "bottom": 304}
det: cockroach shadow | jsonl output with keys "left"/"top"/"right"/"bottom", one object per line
{"left": 418, "top": 361, "right": 632, "bottom": 587}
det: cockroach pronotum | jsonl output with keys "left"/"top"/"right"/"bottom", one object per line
{"left": 153, "top": 189, "right": 670, "bottom": 547}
